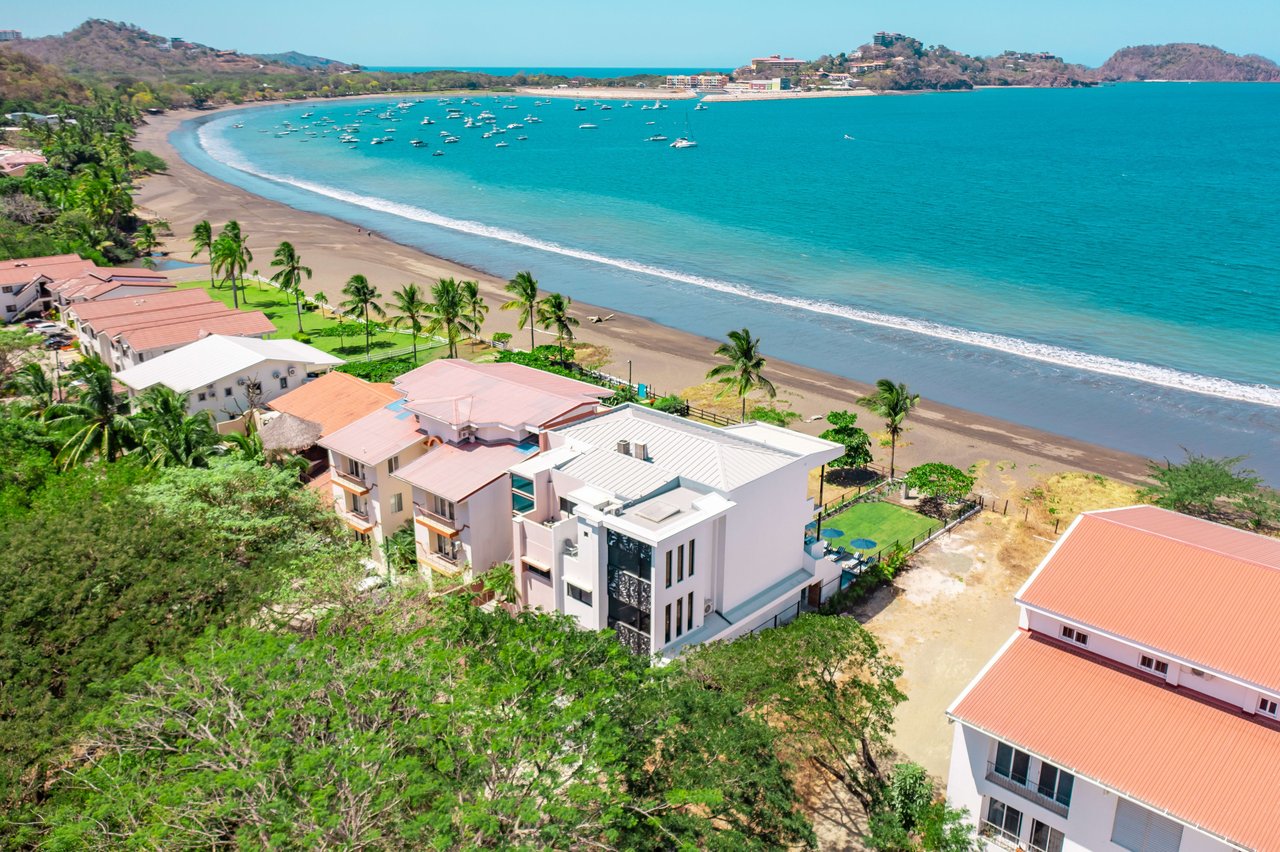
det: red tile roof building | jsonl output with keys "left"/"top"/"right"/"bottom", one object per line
{"left": 946, "top": 506, "right": 1280, "bottom": 851}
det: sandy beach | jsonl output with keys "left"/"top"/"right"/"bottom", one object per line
{"left": 132, "top": 104, "right": 1155, "bottom": 492}
{"left": 700, "top": 88, "right": 880, "bottom": 103}
{"left": 515, "top": 85, "right": 695, "bottom": 101}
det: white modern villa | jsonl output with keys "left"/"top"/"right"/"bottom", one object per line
{"left": 509, "top": 404, "right": 843, "bottom": 656}
{"left": 946, "top": 506, "right": 1280, "bottom": 852}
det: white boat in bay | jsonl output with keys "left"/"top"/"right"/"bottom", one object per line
{"left": 579, "top": 123, "right": 599, "bottom": 129}
{"left": 670, "top": 137, "right": 697, "bottom": 148}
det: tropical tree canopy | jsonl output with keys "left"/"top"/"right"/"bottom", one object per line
{"left": 425, "top": 277, "right": 477, "bottom": 359}
{"left": 535, "top": 291, "right": 579, "bottom": 362}
{"left": 858, "top": 379, "right": 921, "bottom": 479}
{"left": 339, "top": 273, "right": 386, "bottom": 358}
{"left": 902, "top": 463, "right": 975, "bottom": 503}
{"left": 706, "top": 328, "right": 776, "bottom": 419}
{"left": 42, "top": 356, "right": 135, "bottom": 468}
{"left": 130, "top": 385, "right": 225, "bottom": 469}
{"left": 820, "top": 410, "right": 874, "bottom": 469}
{"left": 501, "top": 270, "right": 540, "bottom": 351}
{"left": 268, "top": 240, "right": 313, "bottom": 333}
{"left": 390, "top": 282, "right": 430, "bottom": 364}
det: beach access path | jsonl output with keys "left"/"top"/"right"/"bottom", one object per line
{"left": 133, "top": 101, "right": 1154, "bottom": 492}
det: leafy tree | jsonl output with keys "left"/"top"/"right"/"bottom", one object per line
{"left": 460, "top": 279, "right": 488, "bottom": 349}
{"left": 339, "top": 273, "right": 386, "bottom": 358}
{"left": 501, "top": 270, "right": 540, "bottom": 351}
{"left": 211, "top": 220, "right": 252, "bottom": 310}
{"left": 536, "top": 292, "right": 579, "bottom": 363}
{"left": 903, "top": 463, "right": 975, "bottom": 516}
{"left": 0, "top": 411, "right": 59, "bottom": 516}
{"left": 43, "top": 356, "right": 135, "bottom": 467}
{"left": 868, "top": 763, "right": 974, "bottom": 852}
{"left": 859, "top": 379, "right": 921, "bottom": 479}
{"left": 1141, "top": 451, "right": 1268, "bottom": 522}
{"left": 425, "top": 277, "right": 478, "bottom": 359}
{"left": 130, "top": 384, "right": 224, "bottom": 468}
{"left": 268, "top": 240, "right": 312, "bottom": 333}
{"left": 389, "top": 282, "right": 430, "bottom": 364}
{"left": 7, "top": 361, "right": 54, "bottom": 415}
{"left": 821, "top": 409, "right": 874, "bottom": 468}
{"left": 706, "top": 328, "right": 776, "bottom": 421}
{"left": 0, "top": 327, "right": 41, "bottom": 386}
{"left": 679, "top": 613, "right": 905, "bottom": 812}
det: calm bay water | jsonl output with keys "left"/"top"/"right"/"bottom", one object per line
{"left": 174, "top": 84, "right": 1280, "bottom": 479}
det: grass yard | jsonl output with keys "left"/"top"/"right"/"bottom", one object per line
{"left": 821, "top": 500, "right": 939, "bottom": 553}
{"left": 175, "top": 278, "right": 443, "bottom": 360}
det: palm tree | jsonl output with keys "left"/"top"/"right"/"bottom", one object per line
{"left": 460, "top": 280, "right": 488, "bottom": 350}
{"left": 312, "top": 290, "right": 329, "bottom": 317}
{"left": 500, "top": 271, "right": 540, "bottom": 352}
{"left": 424, "top": 278, "right": 477, "bottom": 359}
{"left": 857, "top": 378, "right": 920, "bottom": 480}
{"left": 9, "top": 362, "right": 55, "bottom": 416}
{"left": 191, "top": 219, "right": 213, "bottom": 276}
{"left": 705, "top": 328, "right": 776, "bottom": 421}
{"left": 339, "top": 274, "right": 386, "bottom": 358}
{"left": 211, "top": 221, "right": 252, "bottom": 310}
{"left": 536, "top": 292, "right": 579, "bottom": 363}
{"left": 43, "top": 357, "right": 135, "bottom": 468}
{"left": 131, "top": 385, "right": 224, "bottom": 468}
{"left": 389, "top": 283, "right": 431, "bottom": 364}
{"left": 269, "top": 241, "right": 313, "bottom": 334}
{"left": 134, "top": 223, "right": 160, "bottom": 268}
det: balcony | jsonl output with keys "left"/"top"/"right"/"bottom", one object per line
{"left": 607, "top": 567, "right": 652, "bottom": 611}
{"left": 414, "top": 503, "right": 459, "bottom": 535}
{"left": 609, "top": 619, "right": 650, "bottom": 655}
{"left": 337, "top": 506, "right": 375, "bottom": 533}
{"left": 417, "top": 545, "right": 463, "bottom": 576}
{"left": 985, "top": 762, "right": 1070, "bottom": 818}
{"left": 333, "top": 469, "right": 371, "bottom": 496}
{"left": 979, "top": 820, "right": 1021, "bottom": 850}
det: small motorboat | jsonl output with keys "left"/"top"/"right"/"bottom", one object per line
{"left": 579, "top": 123, "right": 599, "bottom": 129}
{"left": 495, "top": 140, "right": 509, "bottom": 147}
{"left": 432, "top": 150, "right": 444, "bottom": 156}
{"left": 670, "top": 137, "right": 697, "bottom": 149}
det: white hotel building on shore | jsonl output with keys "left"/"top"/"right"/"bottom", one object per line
{"left": 510, "top": 404, "right": 842, "bottom": 656}
{"left": 946, "top": 506, "right": 1280, "bottom": 852}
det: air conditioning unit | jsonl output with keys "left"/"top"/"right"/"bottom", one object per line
{"left": 206, "top": 383, "right": 215, "bottom": 390}
{"left": 458, "top": 426, "right": 476, "bottom": 442}
{"left": 236, "top": 378, "right": 247, "bottom": 386}
{"left": 703, "top": 598, "right": 713, "bottom": 615}
{"left": 287, "top": 366, "right": 296, "bottom": 376}
{"left": 271, "top": 369, "right": 282, "bottom": 379}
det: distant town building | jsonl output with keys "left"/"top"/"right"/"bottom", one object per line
{"left": 749, "top": 55, "right": 803, "bottom": 75}
{"left": 723, "top": 78, "right": 791, "bottom": 94}
{"left": 873, "top": 31, "right": 907, "bottom": 47}
{"left": 664, "top": 74, "right": 730, "bottom": 90}
{"left": 848, "top": 61, "right": 889, "bottom": 74}
{"left": 0, "top": 147, "right": 47, "bottom": 178}
{"left": 0, "top": 30, "right": 21, "bottom": 42}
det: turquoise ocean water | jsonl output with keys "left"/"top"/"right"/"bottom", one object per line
{"left": 174, "top": 84, "right": 1280, "bottom": 479}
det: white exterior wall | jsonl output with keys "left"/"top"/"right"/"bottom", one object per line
{"left": 650, "top": 523, "right": 713, "bottom": 647}
{"left": 462, "top": 476, "right": 515, "bottom": 574}
{"left": 171, "top": 359, "right": 314, "bottom": 422}
{"left": 1, "top": 276, "right": 46, "bottom": 321}
{"left": 948, "top": 723, "right": 1235, "bottom": 852}
{"left": 719, "top": 460, "right": 813, "bottom": 612}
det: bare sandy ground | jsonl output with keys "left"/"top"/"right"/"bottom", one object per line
{"left": 133, "top": 105, "right": 1155, "bottom": 491}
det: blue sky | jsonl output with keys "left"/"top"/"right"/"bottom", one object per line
{"left": 8, "top": 0, "right": 1278, "bottom": 68}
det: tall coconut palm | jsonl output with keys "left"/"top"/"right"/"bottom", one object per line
{"left": 857, "top": 378, "right": 920, "bottom": 480}
{"left": 43, "top": 357, "right": 135, "bottom": 468}
{"left": 706, "top": 328, "right": 776, "bottom": 421}
{"left": 500, "top": 270, "right": 540, "bottom": 352}
{"left": 269, "top": 241, "right": 313, "bottom": 334}
{"left": 131, "top": 385, "right": 224, "bottom": 469}
{"left": 339, "top": 274, "right": 386, "bottom": 358}
{"left": 424, "top": 278, "right": 477, "bottom": 359}
{"left": 390, "top": 283, "right": 430, "bottom": 364}
{"left": 211, "top": 221, "right": 252, "bottom": 310}
{"left": 9, "top": 362, "right": 55, "bottom": 416}
{"left": 134, "top": 223, "right": 160, "bottom": 268}
{"left": 536, "top": 292, "right": 579, "bottom": 363}
{"left": 460, "top": 280, "right": 488, "bottom": 351}
{"left": 191, "top": 219, "right": 213, "bottom": 281}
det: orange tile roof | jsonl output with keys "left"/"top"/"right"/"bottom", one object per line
{"left": 67, "top": 289, "right": 213, "bottom": 322}
{"left": 267, "top": 372, "right": 401, "bottom": 437}
{"left": 318, "top": 403, "right": 428, "bottom": 465}
{"left": 949, "top": 632, "right": 1280, "bottom": 850}
{"left": 1018, "top": 506, "right": 1280, "bottom": 691}
{"left": 120, "top": 311, "right": 275, "bottom": 352}
{"left": 0, "top": 255, "right": 93, "bottom": 287}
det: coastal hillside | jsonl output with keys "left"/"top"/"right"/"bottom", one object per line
{"left": 0, "top": 20, "right": 343, "bottom": 81}
{"left": 254, "top": 50, "right": 355, "bottom": 71}
{"left": 0, "top": 51, "right": 91, "bottom": 113}
{"left": 1098, "top": 43, "right": 1280, "bottom": 81}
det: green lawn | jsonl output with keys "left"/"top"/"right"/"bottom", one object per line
{"left": 820, "top": 501, "right": 939, "bottom": 553}
{"left": 175, "top": 278, "right": 444, "bottom": 361}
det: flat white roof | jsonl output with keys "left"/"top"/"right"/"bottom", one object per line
{"left": 116, "top": 335, "right": 343, "bottom": 393}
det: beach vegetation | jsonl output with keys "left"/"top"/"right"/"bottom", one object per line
{"left": 190, "top": 218, "right": 213, "bottom": 267}
{"left": 903, "top": 463, "right": 976, "bottom": 517}
{"left": 750, "top": 404, "right": 800, "bottom": 426}
{"left": 492, "top": 330, "right": 513, "bottom": 347}
{"left": 268, "top": 240, "right": 313, "bottom": 333}
{"left": 389, "top": 282, "right": 431, "bottom": 364}
{"left": 652, "top": 394, "right": 688, "bottom": 415}
{"left": 1142, "top": 451, "right": 1279, "bottom": 529}
{"left": 707, "top": 328, "right": 776, "bottom": 421}
{"left": 339, "top": 273, "right": 387, "bottom": 358}
{"left": 132, "top": 221, "right": 160, "bottom": 268}
{"left": 501, "top": 270, "right": 541, "bottom": 351}
{"left": 336, "top": 354, "right": 423, "bottom": 383}
{"left": 460, "top": 279, "right": 489, "bottom": 350}
{"left": 859, "top": 379, "right": 921, "bottom": 479}
{"left": 536, "top": 291, "right": 580, "bottom": 363}
{"left": 424, "top": 277, "right": 478, "bottom": 359}
{"left": 210, "top": 220, "right": 253, "bottom": 310}
{"left": 821, "top": 409, "right": 874, "bottom": 469}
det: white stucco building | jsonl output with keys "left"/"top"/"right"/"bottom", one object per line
{"left": 509, "top": 404, "right": 842, "bottom": 656}
{"left": 946, "top": 506, "right": 1280, "bottom": 852}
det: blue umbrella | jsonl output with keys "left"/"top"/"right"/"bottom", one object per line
{"left": 821, "top": 529, "right": 846, "bottom": 540}
{"left": 849, "top": 537, "right": 877, "bottom": 549}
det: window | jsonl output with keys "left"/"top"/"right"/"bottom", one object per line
{"left": 1140, "top": 655, "right": 1169, "bottom": 676}
{"left": 430, "top": 493, "right": 455, "bottom": 520}
{"left": 985, "top": 798, "right": 1023, "bottom": 843}
{"left": 567, "top": 583, "right": 592, "bottom": 606}
{"left": 511, "top": 473, "right": 535, "bottom": 514}
{"left": 1112, "top": 798, "right": 1184, "bottom": 852}
{"left": 677, "top": 544, "right": 684, "bottom": 581}
{"left": 223, "top": 387, "right": 232, "bottom": 397}
{"left": 522, "top": 559, "right": 550, "bottom": 581}
{"left": 390, "top": 493, "right": 403, "bottom": 513}
{"left": 387, "top": 455, "right": 400, "bottom": 474}
{"left": 346, "top": 457, "right": 364, "bottom": 478}
{"left": 676, "top": 597, "right": 683, "bottom": 637}
{"left": 994, "top": 742, "right": 1031, "bottom": 785}
{"left": 559, "top": 497, "right": 576, "bottom": 517}
{"left": 197, "top": 392, "right": 208, "bottom": 402}
{"left": 1074, "top": 631, "right": 1089, "bottom": 646}
{"left": 279, "top": 377, "right": 288, "bottom": 389}
{"left": 687, "top": 591, "right": 694, "bottom": 630}
{"left": 1060, "top": 625, "right": 1087, "bottom": 646}
{"left": 1037, "top": 762, "right": 1074, "bottom": 808}
{"left": 1261, "top": 697, "right": 1278, "bottom": 716}
{"left": 688, "top": 538, "right": 695, "bottom": 576}
{"left": 665, "top": 550, "right": 673, "bottom": 588}
{"left": 1030, "top": 820, "right": 1065, "bottom": 852}
{"left": 665, "top": 604, "right": 672, "bottom": 643}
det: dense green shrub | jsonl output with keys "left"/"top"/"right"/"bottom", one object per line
{"left": 336, "top": 355, "right": 419, "bottom": 383}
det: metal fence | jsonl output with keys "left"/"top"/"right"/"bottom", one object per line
{"left": 815, "top": 470, "right": 892, "bottom": 519}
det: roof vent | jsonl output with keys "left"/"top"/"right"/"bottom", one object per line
{"left": 616, "top": 439, "right": 631, "bottom": 456}
{"left": 633, "top": 441, "right": 648, "bottom": 461}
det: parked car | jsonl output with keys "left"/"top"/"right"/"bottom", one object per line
{"left": 32, "top": 323, "right": 61, "bottom": 335}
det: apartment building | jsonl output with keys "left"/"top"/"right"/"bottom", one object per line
{"left": 0, "top": 254, "right": 95, "bottom": 322}
{"left": 749, "top": 54, "right": 803, "bottom": 74}
{"left": 318, "top": 360, "right": 611, "bottom": 570}
{"left": 509, "top": 404, "right": 842, "bottom": 656}
{"left": 664, "top": 74, "right": 730, "bottom": 90}
{"left": 946, "top": 506, "right": 1280, "bottom": 852}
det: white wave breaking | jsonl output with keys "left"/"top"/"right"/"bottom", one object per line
{"left": 195, "top": 121, "right": 1280, "bottom": 409}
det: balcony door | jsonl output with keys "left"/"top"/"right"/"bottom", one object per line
{"left": 994, "top": 742, "right": 1031, "bottom": 785}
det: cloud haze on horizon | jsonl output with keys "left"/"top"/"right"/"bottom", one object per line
{"left": 7, "top": 0, "right": 1279, "bottom": 68}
